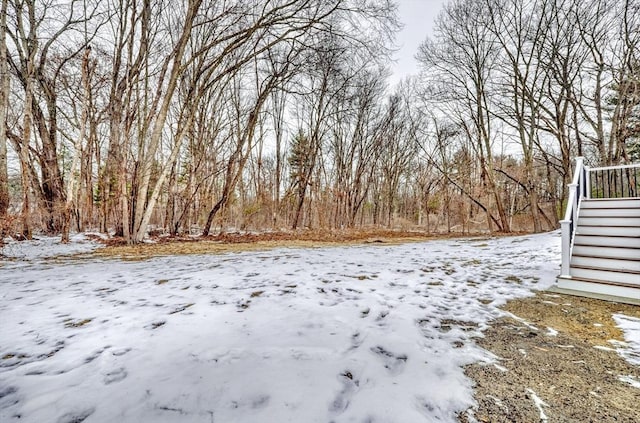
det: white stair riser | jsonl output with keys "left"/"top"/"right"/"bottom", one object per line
{"left": 571, "top": 256, "right": 640, "bottom": 272}
{"left": 572, "top": 245, "right": 640, "bottom": 259}
{"left": 570, "top": 267, "right": 640, "bottom": 285}
{"left": 578, "top": 217, "right": 640, "bottom": 227}
{"left": 556, "top": 277, "right": 640, "bottom": 302}
{"left": 581, "top": 199, "right": 640, "bottom": 209}
{"left": 580, "top": 208, "right": 640, "bottom": 217}
{"left": 577, "top": 226, "right": 640, "bottom": 237}
{"left": 573, "top": 235, "right": 640, "bottom": 248}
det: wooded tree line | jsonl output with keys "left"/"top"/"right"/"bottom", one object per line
{"left": 0, "top": 0, "right": 637, "bottom": 243}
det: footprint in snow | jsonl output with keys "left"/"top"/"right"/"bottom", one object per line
{"left": 103, "top": 367, "right": 127, "bottom": 384}
{"left": 56, "top": 407, "right": 95, "bottom": 423}
{"left": 329, "top": 371, "right": 359, "bottom": 414}
{"left": 415, "top": 396, "right": 440, "bottom": 419}
{"left": 145, "top": 320, "right": 166, "bottom": 329}
{"left": 376, "top": 310, "right": 389, "bottom": 321}
{"left": 83, "top": 346, "right": 109, "bottom": 364}
{"left": 0, "top": 386, "right": 19, "bottom": 408}
{"left": 227, "top": 395, "right": 270, "bottom": 411}
{"left": 347, "top": 331, "right": 364, "bottom": 352}
{"left": 111, "top": 347, "right": 131, "bottom": 356}
{"left": 370, "top": 346, "right": 407, "bottom": 376}
{"left": 251, "top": 395, "right": 270, "bottom": 409}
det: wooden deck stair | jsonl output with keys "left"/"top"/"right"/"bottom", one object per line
{"left": 556, "top": 197, "right": 640, "bottom": 304}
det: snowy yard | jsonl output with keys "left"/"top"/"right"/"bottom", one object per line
{"left": 0, "top": 232, "right": 637, "bottom": 422}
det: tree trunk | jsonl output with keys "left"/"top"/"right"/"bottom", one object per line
{"left": 129, "top": 0, "right": 202, "bottom": 244}
{"left": 62, "top": 47, "right": 91, "bottom": 243}
{"left": 20, "top": 88, "right": 33, "bottom": 240}
{"left": 0, "top": 0, "right": 9, "bottom": 239}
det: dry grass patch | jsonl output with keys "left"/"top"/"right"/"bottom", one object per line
{"left": 92, "top": 229, "right": 518, "bottom": 260}
{"left": 503, "top": 292, "right": 640, "bottom": 346}
{"left": 462, "top": 292, "right": 640, "bottom": 423}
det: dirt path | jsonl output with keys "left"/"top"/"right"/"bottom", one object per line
{"left": 463, "top": 292, "right": 640, "bottom": 422}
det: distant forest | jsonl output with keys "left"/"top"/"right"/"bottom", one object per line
{"left": 0, "top": 0, "right": 638, "bottom": 243}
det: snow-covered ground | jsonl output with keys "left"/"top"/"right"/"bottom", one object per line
{"left": 1, "top": 233, "right": 104, "bottom": 260}
{"left": 0, "top": 231, "right": 636, "bottom": 422}
{"left": 613, "top": 314, "right": 640, "bottom": 366}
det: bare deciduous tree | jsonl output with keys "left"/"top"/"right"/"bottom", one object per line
{"left": 0, "top": 0, "right": 9, "bottom": 238}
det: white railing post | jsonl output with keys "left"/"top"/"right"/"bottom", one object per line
{"left": 576, "top": 157, "right": 584, "bottom": 198}
{"left": 584, "top": 167, "right": 591, "bottom": 199}
{"left": 559, "top": 219, "right": 571, "bottom": 277}
{"left": 559, "top": 157, "right": 584, "bottom": 279}
{"left": 569, "top": 183, "right": 578, "bottom": 221}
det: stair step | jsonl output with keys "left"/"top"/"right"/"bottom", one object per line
{"left": 556, "top": 276, "right": 640, "bottom": 304}
{"left": 559, "top": 275, "right": 640, "bottom": 290}
{"left": 581, "top": 198, "right": 640, "bottom": 209}
{"left": 579, "top": 208, "right": 640, "bottom": 217}
{"left": 573, "top": 234, "right": 640, "bottom": 249}
{"left": 578, "top": 216, "right": 640, "bottom": 227}
{"left": 571, "top": 255, "right": 640, "bottom": 272}
{"left": 569, "top": 265, "right": 640, "bottom": 286}
{"left": 561, "top": 197, "right": 640, "bottom": 303}
{"left": 577, "top": 226, "right": 640, "bottom": 237}
{"left": 572, "top": 245, "right": 640, "bottom": 259}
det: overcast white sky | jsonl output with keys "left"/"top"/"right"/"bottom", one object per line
{"left": 390, "top": 0, "right": 449, "bottom": 84}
